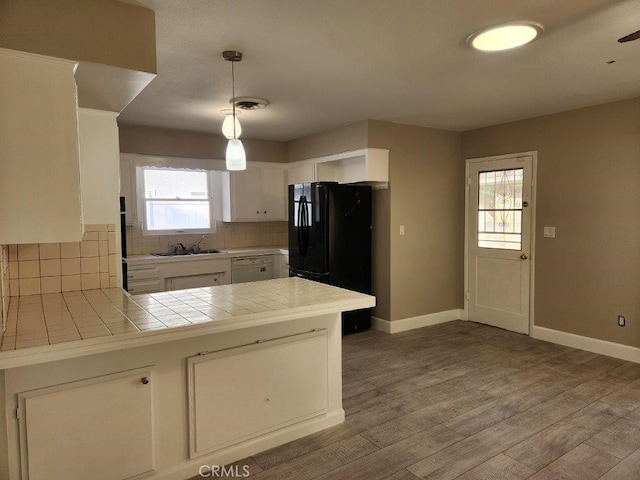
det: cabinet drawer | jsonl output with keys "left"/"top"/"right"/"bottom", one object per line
{"left": 128, "top": 279, "right": 161, "bottom": 294}
{"left": 127, "top": 265, "right": 159, "bottom": 281}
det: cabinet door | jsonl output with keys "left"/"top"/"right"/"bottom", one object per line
{"left": 0, "top": 49, "right": 82, "bottom": 244}
{"left": 167, "top": 272, "right": 229, "bottom": 290}
{"left": 231, "top": 168, "right": 262, "bottom": 220}
{"left": 260, "top": 168, "right": 287, "bottom": 220}
{"left": 19, "top": 368, "right": 154, "bottom": 480}
{"left": 287, "top": 164, "right": 315, "bottom": 185}
{"left": 188, "top": 330, "right": 327, "bottom": 457}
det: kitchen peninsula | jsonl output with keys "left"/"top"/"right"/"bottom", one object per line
{"left": 0, "top": 278, "right": 375, "bottom": 480}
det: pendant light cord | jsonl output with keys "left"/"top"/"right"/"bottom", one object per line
{"left": 231, "top": 60, "right": 236, "bottom": 139}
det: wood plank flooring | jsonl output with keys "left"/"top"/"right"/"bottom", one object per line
{"left": 189, "top": 321, "right": 640, "bottom": 480}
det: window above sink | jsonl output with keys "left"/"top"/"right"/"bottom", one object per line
{"left": 138, "top": 166, "right": 216, "bottom": 236}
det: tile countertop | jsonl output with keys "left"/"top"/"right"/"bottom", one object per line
{"left": 0, "top": 278, "right": 375, "bottom": 369}
{"left": 126, "top": 246, "right": 288, "bottom": 265}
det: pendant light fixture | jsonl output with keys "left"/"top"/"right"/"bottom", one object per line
{"left": 221, "top": 109, "right": 242, "bottom": 139}
{"left": 223, "top": 50, "right": 246, "bottom": 171}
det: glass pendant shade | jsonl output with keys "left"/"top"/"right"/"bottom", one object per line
{"left": 222, "top": 113, "right": 242, "bottom": 139}
{"left": 226, "top": 139, "right": 246, "bottom": 171}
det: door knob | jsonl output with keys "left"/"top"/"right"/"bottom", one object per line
{"left": 520, "top": 254, "right": 528, "bottom": 260}
{"left": 141, "top": 377, "right": 150, "bottom": 385}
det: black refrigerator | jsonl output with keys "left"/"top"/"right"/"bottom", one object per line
{"left": 289, "top": 182, "right": 372, "bottom": 334}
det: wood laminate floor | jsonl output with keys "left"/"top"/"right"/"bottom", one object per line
{"left": 189, "top": 321, "right": 640, "bottom": 479}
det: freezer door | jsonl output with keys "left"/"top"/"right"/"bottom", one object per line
{"left": 327, "top": 185, "right": 372, "bottom": 294}
{"left": 289, "top": 183, "right": 329, "bottom": 274}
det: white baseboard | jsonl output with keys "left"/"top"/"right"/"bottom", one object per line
{"left": 157, "top": 409, "right": 345, "bottom": 479}
{"left": 531, "top": 325, "right": 640, "bottom": 364}
{"left": 372, "top": 309, "right": 465, "bottom": 334}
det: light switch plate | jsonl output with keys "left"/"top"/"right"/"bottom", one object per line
{"left": 399, "top": 225, "right": 405, "bottom": 236}
{"left": 543, "top": 226, "right": 556, "bottom": 238}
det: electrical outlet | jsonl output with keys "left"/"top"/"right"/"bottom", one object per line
{"left": 618, "top": 315, "right": 626, "bottom": 327}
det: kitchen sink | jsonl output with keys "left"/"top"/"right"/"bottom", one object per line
{"left": 153, "top": 249, "right": 224, "bottom": 257}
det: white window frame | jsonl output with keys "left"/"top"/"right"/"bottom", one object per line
{"left": 136, "top": 165, "right": 216, "bottom": 236}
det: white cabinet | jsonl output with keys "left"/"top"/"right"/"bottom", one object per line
{"left": 166, "top": 272, "right": 229, "bottom": 290}
{"left": 0, "top": 48, "right": 82, "bottom": 244}
{"left": 221, "top": 166, "right": 287, "bottom": 222}
{"left": 287, "top": 164, "right": 315, "bottom": 185}
{"left": 187, "top": 330, "right": 328, "bottom": 456}
{"left": 160, "top": 258, "right": 231, "bottom": 290}
{"left": 78, "top": 108, "right": 120, "bottom": 226}
{"left": 127, "top": 257, "right": 232, "bottom": 293}
{"left": 127, "top": 263, "right": 161, "bottom": 294}
{"left": 287, "top": 148, "right": 390, "bottom": 189}
{"left": 18, "top": 367, "right": 154, "bottom": 480}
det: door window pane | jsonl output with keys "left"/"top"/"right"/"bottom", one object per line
{"left": 477, "top": 168, "right": 523, "bottom": 250}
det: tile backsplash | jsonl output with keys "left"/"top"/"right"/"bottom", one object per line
{"left": 7, "top": 224, "right": 118, "bottom": 297}
{"left": 126, "top": 221, "right": 287, "bottom": 256}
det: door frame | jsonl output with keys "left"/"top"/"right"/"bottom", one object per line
{"left": 463, "top": 151, "right": 538, "bottom": 334}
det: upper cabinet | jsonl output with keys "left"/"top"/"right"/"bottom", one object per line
{"left": 220, "top": 166, "right": 287, "bottom": 222}
{"left": 78, "top": 108, "right": 121, "bottom": 226}
{"left": 287, "top": 148, "right": 389, "bottom": 188}
{"left": 0, "top": 49, "right": 83, "bottom": 244}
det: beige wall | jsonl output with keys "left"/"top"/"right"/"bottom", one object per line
{"left": 369, "top": 121, "right": 463, "bottom": 321}
{"left": 285, "top": 121, "right": 368, "bottom": 162}
{"left": 462, "top": 97, "right": 640, "bottom": 348}
{"left": 0, "top": 0, "right": 156, "bottom": 74}
{"left": 119, "top": 125, "right": 286, "bottom": 163}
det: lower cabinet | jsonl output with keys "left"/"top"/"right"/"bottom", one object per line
{"left": 17, "top": 367, "right": 154, "bottom": 480}
{"left": 166, "top": 271, "right": 229, "bottom": 290}
{"left": 187, "top": 330, "right": 328, "bottom": 457}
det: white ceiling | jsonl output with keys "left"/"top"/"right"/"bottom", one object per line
{"left": 117, "top": 0, "right": 640, "bottom": 141}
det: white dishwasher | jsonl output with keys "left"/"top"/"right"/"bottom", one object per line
{"left": 231, "top": 255, "right": 274, "bottom": 284}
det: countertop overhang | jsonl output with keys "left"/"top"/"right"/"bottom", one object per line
{"left": 0, "top": 278, "right": 375, "bottom": 370}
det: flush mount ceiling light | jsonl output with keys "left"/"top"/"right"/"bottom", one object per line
{"left": 222, "top": 50, "right": 246, "bottom": 171}
{"left": 466, "top": 22, "right": 544, "bottom": 52}
{"left": 220, "top": 109, "right": 242, "bottom": 139}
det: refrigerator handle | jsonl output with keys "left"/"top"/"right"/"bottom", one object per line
{"left": 300, "top": 196, "right": 309, "bottom": 257}
{"left": 297, "top": 197, "right": 303, "bottom": 257}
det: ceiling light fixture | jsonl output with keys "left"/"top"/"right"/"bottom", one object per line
{"left": 222, "top": 50, "right": 246, "bottom": 171}
{"left": 220, "top": 109, "right": 242, "bottom": 139}
{"left": 467, "top": 21, "right": 544, "bottom": 52}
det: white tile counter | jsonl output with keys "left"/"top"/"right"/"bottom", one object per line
{"left": 0, "top": 277, "right": 374, "bottom": 369}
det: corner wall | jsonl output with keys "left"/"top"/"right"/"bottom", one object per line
{"left": 368, "top": 121, "right": 463, "bottom": 321}
{"left": 461, "top": 97, "right": 640, "bottom": 348}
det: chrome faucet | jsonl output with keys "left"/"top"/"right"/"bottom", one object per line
{"left": 173, "top": 243, "right": 186, "bottom": 253}
{"left": 190, "top": 235, "right": 207, "bottom": 253}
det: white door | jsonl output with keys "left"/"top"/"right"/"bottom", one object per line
{"left": 466, "top": 153, "right": 534, "bottom": 334}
